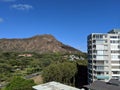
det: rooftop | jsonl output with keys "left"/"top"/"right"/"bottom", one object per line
{"left": 108, "top": 29, "right": 120, "bottom": 34}
{"left": 84, "top": 79, "right": 120, "bottom": 90}
{"left": 32, "top": 81, "right": 82, "bottom": 90}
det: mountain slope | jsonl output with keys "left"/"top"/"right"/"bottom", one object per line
{"left": 0, "top": 34, "right": 81, "bottom": 53}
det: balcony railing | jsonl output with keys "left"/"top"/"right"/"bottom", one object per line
{"left": 96, "top": 75, "right": 109, "bottom": 80}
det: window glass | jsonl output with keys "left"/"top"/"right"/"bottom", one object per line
{"left": 96, "top": 45, "right": 104, "bottom": 50}
{"left": 96, "top": 56, "right": 104, "bottom": 60}
{"left": 97, "top": 51, "right": 104, "bottom": 55}
{"left": 96, "top": 40, "right": 105, "bottom": 44}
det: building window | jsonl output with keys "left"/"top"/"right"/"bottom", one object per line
{"left": 105, "top": 40, "right": 107, "bottom": 43}
{"left": 97, "top": 51, "right": 104, "bottom": 55}
{"left": 104, "top": 45, "right": 108, "bottom": 49}
{"left": 105, "top": 61, "right": 108, "bottom": 63}
{"left": 111, "top": 55, "right": 118, "bottom": 59}
{"left": 111, "top": 45, "right": 119, "bottom": 50}
{"left": 110, "top": 36, "right": 118, "bottom": 38}
{"left": 110, "top": 40, "right": 119, "bottom": 44}
{"left": 96, "top": 56, "right": 104, "bottom": 60}
{"left": 118, "top": 45, "right": 120, "bottom": 49}
{"left": 96, "top": 40, "right": 105, "bottom": 44}
{"left": 93, "top": 34, "right": 103, "bottom": 39}
{"left": 93, "top": 35, "right": 95, "bottom": 38}
{"left": 112, "top": 71, "right": 119, "bottom": 74}
{"left": 96, "top": 66, "right": 104, "bottom": 70}
{"left": 104, "top": 35, "right": 107, "bottom": 38}
{"left": 118, "top": 55, "right": 120, "bottom": 59}
{"left": 96, "top": 45, "right": 104, "bottom": 50}
{"left": 111, "top": 50, "right": 120, "bottom": 53}
{"left": 106, "top": 72, "right": 109, "bottom": 74}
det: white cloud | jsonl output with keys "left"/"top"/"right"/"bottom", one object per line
{"left": 0, "top": 18, "right": 4, "bottom": 23}
{"left": 11, "top": 4, "right": 33, "bottom": 10}
{"left": 0, "top": 0, "right": 16, "bottom": 2}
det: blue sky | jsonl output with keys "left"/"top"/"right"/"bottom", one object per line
{"left": 0, "top": 0, "right": 120, "bottom": 52}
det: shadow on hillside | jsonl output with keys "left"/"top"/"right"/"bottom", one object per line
{"left": 75, "top": 64, "right": 88, "bottom": 88}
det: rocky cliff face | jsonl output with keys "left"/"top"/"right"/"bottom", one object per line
{"left": 0, "top": 34, "right": 81, "bottom": 53}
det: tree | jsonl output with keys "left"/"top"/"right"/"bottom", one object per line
{"left": 42, "top": 62, "right": 77, "bottom": 85}
{"left": 5, "top": 76, "right": 35, "bottom": 90}
{"left": 76, "top": 60, "right": 87, "bottom": 66}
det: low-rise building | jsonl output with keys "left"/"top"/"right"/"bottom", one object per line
{"left": 32, "top": 81, "right": 84, "bottom": 90}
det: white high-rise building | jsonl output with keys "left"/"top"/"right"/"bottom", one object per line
{"left": 87, "top": 29, "right": 120, "bottom": 84}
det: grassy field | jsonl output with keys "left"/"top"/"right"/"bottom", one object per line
{"left": 31, "top": 75, "right": 43, "bottom": 84}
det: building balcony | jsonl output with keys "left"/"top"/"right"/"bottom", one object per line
{"left": 112, "top": 74, "right": 120, "bottom": 76}
{"left": 93, "top": 63, "right": 108, "bottom": 66}
{"left": 111, "top": 69, "right": 120, "bottom": 71}
{"left": 111, "top": 59, "right": 120, "bottom": 61}
{"left": 94, "top": 54, "right": 108, "bottom": 56}
{"left": 96, "top": 75, "right": 109, "bottom": 80}
{"left": 94, "top": 69, "right": 109, "bottom": 71}
{"left": 92, "top": 58, "right": 108, "bottom": 61}
{"left": 111, "top": 63, "right": 120, "bottom": 66}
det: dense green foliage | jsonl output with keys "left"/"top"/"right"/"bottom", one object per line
{"left": 0, "top": 52, "right": 87, "bottom": 89}
{"left": 5, "top": 76, "right": 35, "bottom": 90}
{"left": 0, "top": 52, "right": 63, "bottom": 82}
{"left": 42, "top": 62, "right": 77, "bottom": 85}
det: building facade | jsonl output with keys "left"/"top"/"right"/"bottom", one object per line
{"left": 87, "top": 29, "right": 120, "bottom": 84}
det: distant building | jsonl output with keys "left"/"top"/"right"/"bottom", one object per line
{"left": 84, "top": 79, "right": 120, "bottom": 90}
{"left": 18, "top": 54, "right": 32, "bottom": 57}
{"left": 32, "top": 81, "right": 84, "bottom": 90}
{"left": 69, "top": 55, "right": 80, "bottom": 61}
{"left": 87, "top": 29, "right": 120, "bottom": 84}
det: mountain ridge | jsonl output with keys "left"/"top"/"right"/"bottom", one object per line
{"left": 0, "top": 34, "right": 81, "bottom": 54}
